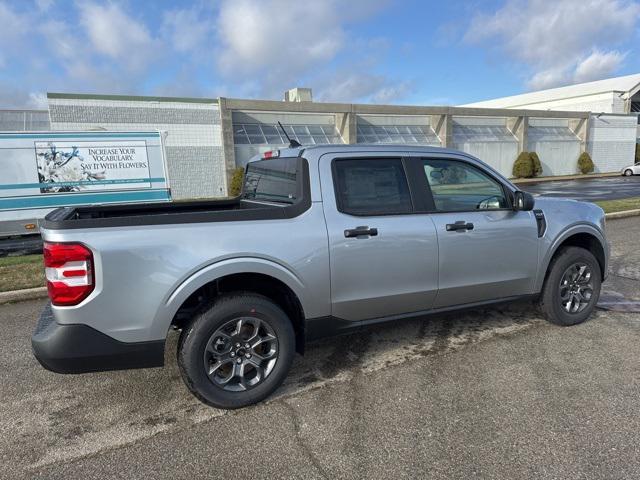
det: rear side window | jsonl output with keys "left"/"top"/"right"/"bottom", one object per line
{"left": 333, "top": 158, "right": 412, "bottom": 215}
{"left": 243, "top": 157, "right": 298, "bottom": 204}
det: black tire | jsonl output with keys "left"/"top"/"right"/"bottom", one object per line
{"left": 624, "top": 169, "right": 633, "bottom": 176}
{"left": 538, "top": 246, "right": 601, "bottom": 326}
{"left": 178, "top": 293, "right": 295, "bottom": 409}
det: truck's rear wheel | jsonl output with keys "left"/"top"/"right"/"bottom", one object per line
{"left": 539, "top": 246, "right": 601, "bottom": 326}
{"left": 178, "top": 293, "right": 295, "bottom": 409}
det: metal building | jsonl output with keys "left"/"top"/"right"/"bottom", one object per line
{"left": 219, "top": 96, "right": 601, "bottom": 179}
{"left": 0, "top": 87, "right": 627, "bottom": 200}
{"left": 0, "top": 109, "right": 50, "bottom": 131}
{"left": 462, "top": 73, "right": 640, "bottom": 115}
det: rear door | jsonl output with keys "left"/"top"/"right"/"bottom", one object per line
{"left": 409, "top": 155, "right": 539, "bottom": 308}
{"left": 320, "top": 153, "right": 439, "bottom": 322}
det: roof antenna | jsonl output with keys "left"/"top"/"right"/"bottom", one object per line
{"left": 278, "top": 121, "right": 302, "bottom": 148}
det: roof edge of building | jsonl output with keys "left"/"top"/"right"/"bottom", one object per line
{"left": 221, "top": 97, "right": 588, "bottom": 118}
{"left": 461, "top": 73, "right": 640, "bottom": 109}
{"left": 47, "top": 92, "right": 219, "bottom": 104}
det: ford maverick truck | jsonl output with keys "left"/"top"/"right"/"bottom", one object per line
{"left": 32, "top": 145, "right": 609, "bottom": 409}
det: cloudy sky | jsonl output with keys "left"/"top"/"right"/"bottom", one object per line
{"left": 0, "top": 0, "right": 639, "bottom": 109}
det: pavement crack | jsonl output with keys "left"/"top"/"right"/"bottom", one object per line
{"left": 609, "top": 272, "right": 640, "bottom": 282}
{"left": 280, "top": 399, "right": 330, "bottom": 480}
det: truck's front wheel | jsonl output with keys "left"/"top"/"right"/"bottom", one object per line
{"left": 539, "top": 246, "right": 601, "bottom": 326}
{"left": 178, "top": 293, "right": 295, "bottom": 409}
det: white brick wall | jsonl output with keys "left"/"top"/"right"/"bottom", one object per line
{"left": 48, "top": 97, "right": 226, "bottom": 199}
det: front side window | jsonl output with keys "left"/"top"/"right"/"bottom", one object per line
{"left": 423, "top": 159, "right": 508, "bottom": 211}
{"left": 334, "top": 158, "right": 412, "bottom": 215}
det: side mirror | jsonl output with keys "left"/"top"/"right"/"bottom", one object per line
{"left": 513, "top": 191, "right": 535, "bottom": 211}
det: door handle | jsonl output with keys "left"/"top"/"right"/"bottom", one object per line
{"left": 344, "top": 226, "right": 378, "bottom": 238}
{"left": 446, "top": 221, "right": 474, "bottom": 232}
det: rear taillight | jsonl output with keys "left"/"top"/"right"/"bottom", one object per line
{"left": 44, "top": 242, "right": 95, "bottom": 306}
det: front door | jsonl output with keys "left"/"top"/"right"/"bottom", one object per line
{"left": 320, "top": 155, "right": 439, "bottom": 322}
{"left": 412, "top": 156, "right": 539, "bottom": 308}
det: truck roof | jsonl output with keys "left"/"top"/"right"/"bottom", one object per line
{"left": 249, "top": 143, "right": 465, "bottom": 163}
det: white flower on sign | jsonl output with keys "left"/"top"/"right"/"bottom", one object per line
{"left": 36, "top": 143, "right": 106, "bottom": 193}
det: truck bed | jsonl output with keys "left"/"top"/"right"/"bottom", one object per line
{"left": 41, "top": 196, "right": 309, "bottom": 230}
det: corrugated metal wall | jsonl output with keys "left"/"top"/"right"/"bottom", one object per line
{"left": 232, "top": 112, "right": 340, "bottom": 167}
{"left": 588, "top": 114, "right": 638, "bottom": 173}
{"left": 0, "top": 110, "right": 50, "bottom": 131}
{"left": 528, "top": 118, "right": 581, "bottom": 176}
{"left": 452, "top": 117, "right": 518, "bottom": 178}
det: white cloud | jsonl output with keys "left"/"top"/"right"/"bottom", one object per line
{"left": 76, "top": 1, "right": 157, "bottom": 67}
{"left": 573, "top": 49, "right": 627, "bottom": 83}
{"left": 0, "top": 0, "right": 399, "bottom": 107}
{"left": 317, "top": 72, "right": 413, "bottom": 104}
{"left": 465, "top": 0, "right": 640, "bottom": 89}
{"left": 215, "top": 0, "right": 390, "bottom": 97}
{"left": 35, "top": 0, "right": 55, "bottom": 12}
{"left": 216, "top": 0, "right": 343, "bottom": 75}
{"left": 162, "top": 7, "right": 214, "bottom": 53}
{"left": 0, "top": 3, "right": 28, "bottom": 44}
{"left": 0, "top": 83, "right": 47, "bottom": 109}
{"left": 28, "top": 92, "right": 48, "bottom": 109}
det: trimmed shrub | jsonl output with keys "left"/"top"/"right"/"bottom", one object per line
{"left": 229, "top": 167, "right": 245, "bottom": 197}
{"left": 512, "top": 152, "right": 534, "bottom": 178}
{"left": 530, "top": 151, "right": 543, "bottom": 177}
{"left": 577, "top": 152, "right": 594, "bottom": 174}
{"left": 635, "top": 143, "right": 640, "bottom": 164}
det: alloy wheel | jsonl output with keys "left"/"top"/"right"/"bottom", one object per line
{"left": 203, "top": 317, "right": 278, "bottom": 392}
{"left": 559, "top": 263, "right": 594, "bottom": 314}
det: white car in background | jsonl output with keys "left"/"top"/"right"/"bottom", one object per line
{"left": 622, "top": 161, "right": 640, "bottom": 176}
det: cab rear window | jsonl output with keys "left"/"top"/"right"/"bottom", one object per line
{"left": 242, "top": 157, "right": 298, "bottom": 204}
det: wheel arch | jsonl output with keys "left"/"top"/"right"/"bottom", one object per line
{"left": 537, "top": 227, "right": 607, "bottom": 292}
{"left": 152, "top": 258, "right": 308, "bottom": 353}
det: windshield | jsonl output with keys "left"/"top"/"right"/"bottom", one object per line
{"left": 242, "top": 157, "right": 299, "bottom": 204}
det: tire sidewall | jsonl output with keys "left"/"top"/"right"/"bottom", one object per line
{"left": 624, "top": 169, "right": 633, "bottom": 176}
{"left": 542, "top": 247, "right": 601, "bottom": 326}
{"left": 179, "top": 294, "right": 295, "bottom": 409}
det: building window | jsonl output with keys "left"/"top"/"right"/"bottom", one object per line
{"left": 233, "top": 123, "right": 342, "bottom": 145}
{"left": 452, "top": 124, "right": 517, "bottom": 143}
{"left": 356, "top": 124, "right": 439, "bottom": 145}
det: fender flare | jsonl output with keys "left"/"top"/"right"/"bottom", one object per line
{"left": 534, "top": 223, "right": 607, "bottom": 292}
{"left": 149, "top": 257, "right": 307, "bottom": 340}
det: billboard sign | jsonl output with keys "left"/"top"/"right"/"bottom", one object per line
{"left": 35, "top": 140, "right": 152, "bottom": 194}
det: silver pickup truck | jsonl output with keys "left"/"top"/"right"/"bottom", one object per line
{"left": 32, "top": 145, "right": 609, "bottom": 409}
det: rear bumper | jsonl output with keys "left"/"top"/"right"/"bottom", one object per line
{"left": 32, "top": 303, "right": 164, "bottom": 374}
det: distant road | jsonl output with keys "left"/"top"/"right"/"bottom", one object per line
{"left": 523, "top": 175, "right": 640, "bottom": 201}
{"left": 0, "top": 235, "right": 42, "bottom": 257}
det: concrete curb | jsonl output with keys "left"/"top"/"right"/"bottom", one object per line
{"left": 605, "top": 208, "right": 640, "bottom": 219}
{"left": 0, "top": 287, "right": 47, "bottom": 305}
{"left": 0, "top": 207, "right": 639, "bottom": 305}
{"left": 512, "top": 173, "right": 620, "bottom": 185}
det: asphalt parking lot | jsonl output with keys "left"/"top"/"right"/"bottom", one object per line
{"left": 522, "top": 175, "right": 640, "bottom": 201}
{"left": 2, "top": 217, "right": 640, "bottom": 479}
